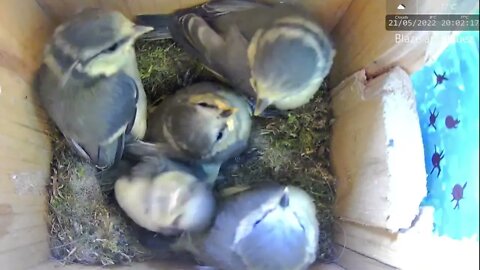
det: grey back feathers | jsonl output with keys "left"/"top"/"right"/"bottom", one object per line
{"left": 176, "top": 184, "right": 319, "bottom": 270}
{"left": 123, "top": 140, "right": 213, "bottom": 182}
{"left": 251, "top": 31, "right": 320, "bottom": 92}
{"left": 113, "top": 146, "right": 216, "bottom": 235}
{"left": 36, "top": 8, "right": 151, "bottom": 169}
{"left": 250, "top": 17, "right": 334, "bottom": 90}
{"left": 135, "top": 0, "right": 335, "bottom": 113}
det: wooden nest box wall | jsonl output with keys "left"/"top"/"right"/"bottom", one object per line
{"left": 1, "top": 0, "right": 477, "bottom": 269}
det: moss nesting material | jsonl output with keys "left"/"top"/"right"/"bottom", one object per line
{"left": 47, "top": 131, "right": 154, "bottom": 266}
{"left": 220, "top": 83, "right": 337, "bottom": 262}
{"left": 135, "top": 39, "right": 214, "bottom": 106}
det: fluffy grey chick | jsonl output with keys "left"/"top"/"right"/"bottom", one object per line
{"left": 113, "top": 142, "right": 216, "bottom": 236}
{"left": 36, "top": 8, "right": 152, "bottom": 169}
{"left": 145, "top": 81, "right": 253, "bottom": 184}
{"left": 173, "top": 183, "right": 320, "bottom": 270}
{"left": 135, "top": 0, "right": 335, "bottom": 116}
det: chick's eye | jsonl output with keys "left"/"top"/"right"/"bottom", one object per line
{"left": 216, "top": 131, "right": 224, "bottom": 141}
{"left": 197, "top": 102, "right": 217, "bottom": 109}
{"left": 102, "top": 37, "right": 130, "bottom": 54}
{"left": 216, "top": 125, "right": 227, "bottom": 142}
{"left": 106, "top": 43, "right": 118, "bottom": 52}
{"left": 220, "top": 109, "right": 233, "bottom": 118}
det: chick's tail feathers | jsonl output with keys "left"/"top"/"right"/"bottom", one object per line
{"left": 95, "top": 159, "right": 133, "bottom": 192}
{"left": 134, "top": 0, "right": 268, "bottom": 41}
{"left": 135, "top": 14, "right": 173, "bottom": 40}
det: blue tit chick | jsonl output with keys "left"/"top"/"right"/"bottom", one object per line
{"left": 113, "top": 144, "right": 216, "bottom": 236}
{"left": 145, "top": 82, "right": 253, "bottom": 183}
{"left": 135, "top": 0, "right": 335, "bottom": 116}
{"left": 173, "top": 183, "right": 320, "bottom": 270}
{"left": 35, "top": 8, "right": 153, "bottom": 169}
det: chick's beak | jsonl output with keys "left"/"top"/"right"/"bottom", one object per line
{"left": 279, "top": 187, "right": 289, "bottom": 208}
{"left": 253, "top": 98, "right": 271, "bottom": 116}
{"left": 133, "top": 25, "right": 154, "bottom": 37}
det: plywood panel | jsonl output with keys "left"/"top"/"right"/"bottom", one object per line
{"left": 0, "top": 2, "right": 53, "bottom": 268}
{"left": 0, "top": 241, "right": 50, "bottom": 269}
{"left": 34, "top": 0, "right": 350, "bottom": 33}
{"left": 0, "top": 195, "right": 49, "bottom": 267}
{"left": 0, "top": 158, "right": 51, "bottom": 174}
{"left": 334, "top": 207, "right": 480, "bottom": 270}
{"left": 0, "top": 162, "right": 51, "bottom": 191}
{"left": 0, "top": 123, "right": 51, "bottom": 152}
{"left": 37, "top": 0, "right": 107, "bottom": 23}
{"left": 122, "top": 0, "right": 210, "bottom": 16}
{"left": 36, "top": 0, "right": 209, "bottom": 22}
{"left": 312, "top": 263, "right": 346, "bottom": 270}
{"left": 0, "top": 1, "right": 53, "bottom": 69}
{"left": 329, "top": 0, "right": 479, "bottom": 87}
{"left": 97, "top": 0, "right": 132, "bottom": 18}
{"left": 0, "top": 194, "right": 47, "bottom": 213}
{"left": 122, "top": 0, "right": 171, "bottom": 16}
{"left": 0, "top": 120, "right": 50, "bottom": 154}
{"left": 0, "top": 197, "right": 47, "bottom": 240}
{"left": 0, "top": 98, "right": 49, "bottom": 128}
{"left": 0, "top": 45, "right": 34, "bottom": 84}
{"left": 302, "top": 0, "right": 352, "bottom": 32}
{"left": 334, "top": 221, "right": 401, "bottom": 267}
{"left": 35, "top": 0, "right": 71, "bottom": 24}
{"left": 0, "top": 211, "right": 46, "bottom": 233}
{"left": 334, "top": 244, "right": 397, "bottom": 270}
{"left": 0, "top": 68, "right": 48, "bottom": 123}
{"left": 0, "top": 226, "right": 49, "bottom": 253}
{"left": 0, "top": 168, "right": 49, "bottom": 198}
{"left": 337, "top": 245, "right": 398, "bottom": 270}
{"left": 0, "top": 66, "right": 52, "bottom": 197}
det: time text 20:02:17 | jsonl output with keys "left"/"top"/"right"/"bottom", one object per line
{"left": 385, "top": 14, "right": 479, "bottom": 31}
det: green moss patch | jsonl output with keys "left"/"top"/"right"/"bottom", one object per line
{"left": 47, "top": 131, "right": 154, "bottom": 265}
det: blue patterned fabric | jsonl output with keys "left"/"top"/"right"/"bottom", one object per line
{"left": 411, "top": 31, "right": 479, "bottom": 240}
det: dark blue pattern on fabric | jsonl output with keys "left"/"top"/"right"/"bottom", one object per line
{"left": 411, "top": 31, "right": 479, "bottom": 241}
